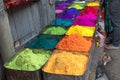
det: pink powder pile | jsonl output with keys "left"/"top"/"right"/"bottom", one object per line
{"left": 72, "top": 13, "right": 98, "bottom": 26}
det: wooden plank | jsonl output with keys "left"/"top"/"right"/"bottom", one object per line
{"left": 39, "top": 0, "right": 48, "bottom": 27}
{"left": 0, "top": 0, "right": 4, "bottom": 12}
{"left": 0, "top": 55, "right": 3, "bottom": 80}
{"left": 43, "top": 73, "right": 78, "bottom": 80}
{"left": 11, "top": 4, "right": 31, "bottom": 41}
{"left": 0, "top": 10, "right": 15, "bottom": 63}
{"left": 28, "top": 3, "right": 41, "bottom": 33}
{"left": 37, "top": 1, "right": 44, "bottom": 28}
{"left": 7, "top": 10, "right": 19, "bottom": 41}
{"left": 5, "top": 69, "right": 41, "bottom": 80}
{"left": 46, "top": 0, "right": 55, "bottom": 25}
{"left": 8, "top": 3, "right": 40, "bottom": 47}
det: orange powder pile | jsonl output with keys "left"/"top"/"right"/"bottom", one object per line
{"left": 66, "top": 25, "right": 95, "bottom": 37}
{"left": 42, "top": 50, "right": 88, "bottom": 76}
{"left": 56, "top": 34, "right": 92, "bottom": 52}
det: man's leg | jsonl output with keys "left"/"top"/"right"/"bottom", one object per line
{"left": 105, "top": 0, "right": 120, "bottom": 49}
{"left": 110, "top": 0, "right": 120, "bottom": 47}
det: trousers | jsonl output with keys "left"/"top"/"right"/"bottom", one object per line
{"left": 109, "top": 0, "right": 120, "bottom": 46}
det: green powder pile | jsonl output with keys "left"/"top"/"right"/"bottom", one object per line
{"left": 4, "top": 48, "right": 52, "bottom": 71}
{"left": 42, "top": 26, "right": 67, "bottom": 35}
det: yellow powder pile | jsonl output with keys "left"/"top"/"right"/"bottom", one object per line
{"left": 56, "top": 34, "right": 92, "bottom": 52}
{"left": 68, "top": 3, "right": 85, "bottom": 10}
{"left": 86, "top": 1, "right": 100, "bottom": 6}
{"left": 42, "top": 50, "right": 88, "bottom": 76}
{"left": 66, "top": 25, "right": 95, "bottom": 37}
{"left": 4, "top": 48, "right": 52, "bottom": 71}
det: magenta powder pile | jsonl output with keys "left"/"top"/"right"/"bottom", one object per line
{"left": 56, "top": 5, "right": 67, "bottom": 10}
{"left": 72, "top": 13, "right": 98, "bottom": 26}
{"left": 55, "top": 9, "right": 63, "bottom": 14}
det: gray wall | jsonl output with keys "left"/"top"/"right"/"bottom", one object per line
{"left": 7, "top": 0, "right": 55, "bottom": 49}
{"left": 0, "top": 0, "right": 55, "bottom": 62}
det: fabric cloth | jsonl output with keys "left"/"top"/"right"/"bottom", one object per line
{"left": 104, "top": 0, "right": 113, "bottom": 34}
{"left": 109, "top": 0, "right": 120, "bottom": 46}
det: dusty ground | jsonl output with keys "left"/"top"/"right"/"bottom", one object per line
{"left": 104, "top": 49, "right": 120, "bottom": 80}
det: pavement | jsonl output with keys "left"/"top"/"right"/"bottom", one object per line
{"left": 104, "top": 49, "right": 120, "bottom": 80}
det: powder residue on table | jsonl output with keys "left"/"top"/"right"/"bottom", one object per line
{"left": 27, "top": 35, "right": 63, "bottom": 49}
{"left": 42, "top": 50, "right": 88, "bottom": 76}
{"left": 56, "top": 34, "right": 92, "bottom": 52}
{"left": 42, "top": 26, "right": 67, "bottom": 35}
{"left": 4, "top": 48, "right": 52, "bottom": 71}
{"left": 66, "top": 25, "right": 95, "bottom": 37}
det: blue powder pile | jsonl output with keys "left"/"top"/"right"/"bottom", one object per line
{"left": 27, "top": 35, "right": 63, "bottom": 49}
{"left": 65, "top": 8, "right": 80, "bottom": 15}
{"left": 51, "top": 18, "right": 73, "bottom": 27}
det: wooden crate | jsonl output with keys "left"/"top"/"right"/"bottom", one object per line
{"left": 5, "top": 68, "right": 41, "bottom": 80}
{"left": 0, "top": 57, "right": 4, "bottom": 80}
{"left": 43, "top": 42, "right": 95, "bottom": 80}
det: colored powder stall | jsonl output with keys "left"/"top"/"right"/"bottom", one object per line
{"left": 42, "top": 26, "right": 68, "bottom": 35}
{"left": 68, "top": 3, "right": 85, "bottom": 10}
{"left": 26, "top": 35, "right": 63, "bottom": 49}
{"left": 56, "top": 34, "right": 92, "bottom": 52}
{"left": 4, "top": 48, "right": 52, "bottom": 71}
{"left": 42, "top": 50, "right": 88, "bottom": 76}
{"left": 51, "top": 18, "right": 73, "bottom": 27}
{"left": 66, "top": 25, "right": 95, "bottom": 37}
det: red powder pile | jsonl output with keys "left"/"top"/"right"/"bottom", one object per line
{"left": 56, "top": 34, "right": 92, "bottom": 52}
{"left": 80, "top": 6, "right": 99, "bottom": 15}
